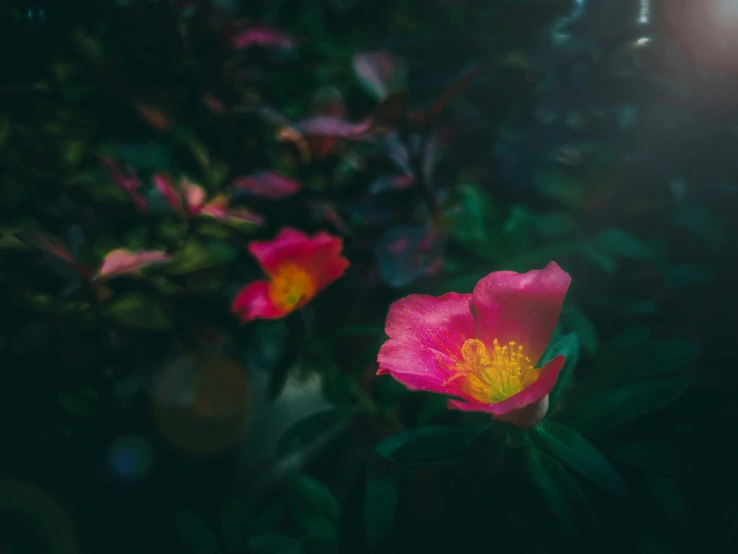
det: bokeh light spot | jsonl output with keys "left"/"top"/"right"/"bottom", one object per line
{"left": 108, "top": 435, "right": 154, "bottom": 480}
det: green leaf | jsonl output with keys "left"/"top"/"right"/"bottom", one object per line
{"left": 561, "top": 305, "right": 598, "bottom": 356}
{"left": 593, "top": 229, "right": 653, "bottom": 261}
{"left": 664, "top": 264, "right": 716, "bottom": 288}
{"left": 248, "top": 534, "right": 303, "bottom": 554}
{"left": 102, "top": 293, "right": 173, "bottom": 331}
{"left": 581, "top": 243, "right": 619, "bottom": 273}
{"left": 524, "top": 449, "right": 597, "bottom": 537}
{"left": 601, "top": 339, "right": 699, "bottom": 384}
{"left": 220, "top": 497, "right": 250, "bottom": 552}
{"left": 647, "top": 475, "right": 688, "bottom": 529}
{"left": 249, "top": 503, "right": 284, "bottom": 536}
{"left": 168, "top": 239, "right": 237, "bottom": 275}
{"left": 364, "top": 466, "right": 398, "bottom": 548}
{"left": 175, "top": 510, "right": 217, "bottom": 554}
{"left": 555, "top": 379, "right": 690, "bottom": 433}
{"left": 446, "top": 183, "right": 501, "bottom": 257}
{"left": 375, "top": 424, "right": 492, "bottom": 467}
{"left": 596, "top": 437, "right": 683, "bottom": 477}
{"left": 623, "top": 300, "right": 660, "bottom": 316}
{"left": 59, "top": 391, "right": 94, "bottom": 415}
{"left": 672, "top": 202, "right": 725, "bottom": 245}
{"left": 286, "top": 474, "right": 340, "bottom": 540}
{"left": 540, "top": 332, "right": 579, "bottom": 409}
{"left": 608, "top": 326, "right": 650, "bottom": 351}
{"left": 502, "top": 240, "right": 583, "bottom": 273}
{"left": 276, "top": 408, "right": 355, "bottom": 457}
{"left": 533, "top": 420, "right": 629, "bottom": 497}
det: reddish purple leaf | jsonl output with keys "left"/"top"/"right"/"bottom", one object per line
{"left": 307, "top": 201, "right": 351, "bottom": 235}
{"left": 352, "top": 51, "right": 406, "bottom": 102}
{"left": 15, "top": 231, "right": 75, "bottom": 264}
{"left": 369, "top": 174, "right": 415, "bottom": 195}
{"left": 199, "top": 196, "right": 265, "bottom": 226}
{"left": 153, "top": 173, "right": 185, "bottom": 214}
{"left": 100, "top": 157, "right": 147, "bottom": 213}
{"left": 375, "top": 226, "right": 446, "bottom": 287}
{"left": 231, "top": 25, "right": 295, "bottom": 51}
{"left": 96, "top": 249, "right": 171, "bottom": 280}
{"left": 295, "top": 116, "right": 372, "bottom": 139}
{"left": 232, "top": 171, "right": 301, "bottom": 199}
{"left": 204, "top": 94, "right": 228, "bottom": 115}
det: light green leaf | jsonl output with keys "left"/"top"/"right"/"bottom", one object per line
{"left": 168, "top": 239, "right": 237, "bottom": 275}
{"left": 533, "top": 420, "right": 629, "bottom": 497}
{"left": 102, "top": 293, "right": 173, "bottom": 331}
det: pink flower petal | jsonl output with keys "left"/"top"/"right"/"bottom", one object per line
{"left": 154, "top": 173, "right": 184, "bottom": 214}
{"left": 377, "top": 293, "right": 477, "bottom": 398}
{"left": 231, "top": 25, "right": 294, "bottom": 51}
{"left": 447, "top": 355, "right": 565, "bottom": 416}
{"left": 231, "top": 281, "right": 291, "bottom": 322}
{"left": 96, "top": 249, "right": 171, "bottom": 280}
{"left": 180, "top": 178, "right": 207, "bottom": 212}
{"left": 471, "top": 262, "right": 571, "bottom": 365}
{"left": 248, "top": 228, "right": 311, "bottom": 276}
{"left": 246, "top": 228, "right": 349, "bottom": 298}
{"left": 232, "top": 171, "right": 302, "bottom": 199}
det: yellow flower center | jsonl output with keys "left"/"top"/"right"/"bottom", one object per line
{"left": 268, "top": 263, "right": 316, "bottom": 311}
{"left": 444, "top": 338, "right": 539, "bottom": 403}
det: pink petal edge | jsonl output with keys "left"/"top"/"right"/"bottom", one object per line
{"left": 471, "top": 262, "right": 571, "bottom": 365}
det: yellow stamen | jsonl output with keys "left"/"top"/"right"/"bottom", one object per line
{"left": 268, "top": 263, "right": 316, "bottom": 310}
{"left": 445, "top": 338, "right": 538, "bottom": 403}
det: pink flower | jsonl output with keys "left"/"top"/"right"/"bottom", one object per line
{"left": 377, "top": 262, "right": 572, "bottom": 427}
{"left": 154, "top": 173, "right": 263, "bottom": 226}
{"left": 231, "top": 228, "right": 349, "bottom": 322}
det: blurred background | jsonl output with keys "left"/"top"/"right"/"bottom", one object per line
{"left": 1, "top": 1, "right": 738, "bottom": 553}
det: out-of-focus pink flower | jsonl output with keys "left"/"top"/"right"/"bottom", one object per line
{"left": 231, "top": 25, "right": 295, "bottom": 51}
{"left": 100, "top": 157, "right": 147, "bottom": 213}
{"left": 377, "top": 262, "right": 572, "bottom": 427}
{"left": 352, "top": 51, "right": 406, "bottom": 102}
{"left": 231, "top": 228, "right": 349, "bottom": 322}
{"left": 232, "top": 172, "right": 301, "bottom": 199}
{"left": 154, "top": 173, "right": 263, "bottom": 226}
{"left": 204, "top": 94, "right": 228, "bottom": 115}
{"left": 292, "top": 116, "right": 372, "bottom": 160}
{"left": 96, "top": 249, "right": 171, "bottom": 280}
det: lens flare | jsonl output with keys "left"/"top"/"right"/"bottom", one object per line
{"left": 152, "top": 349, "right": 252, "bottom": 456}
